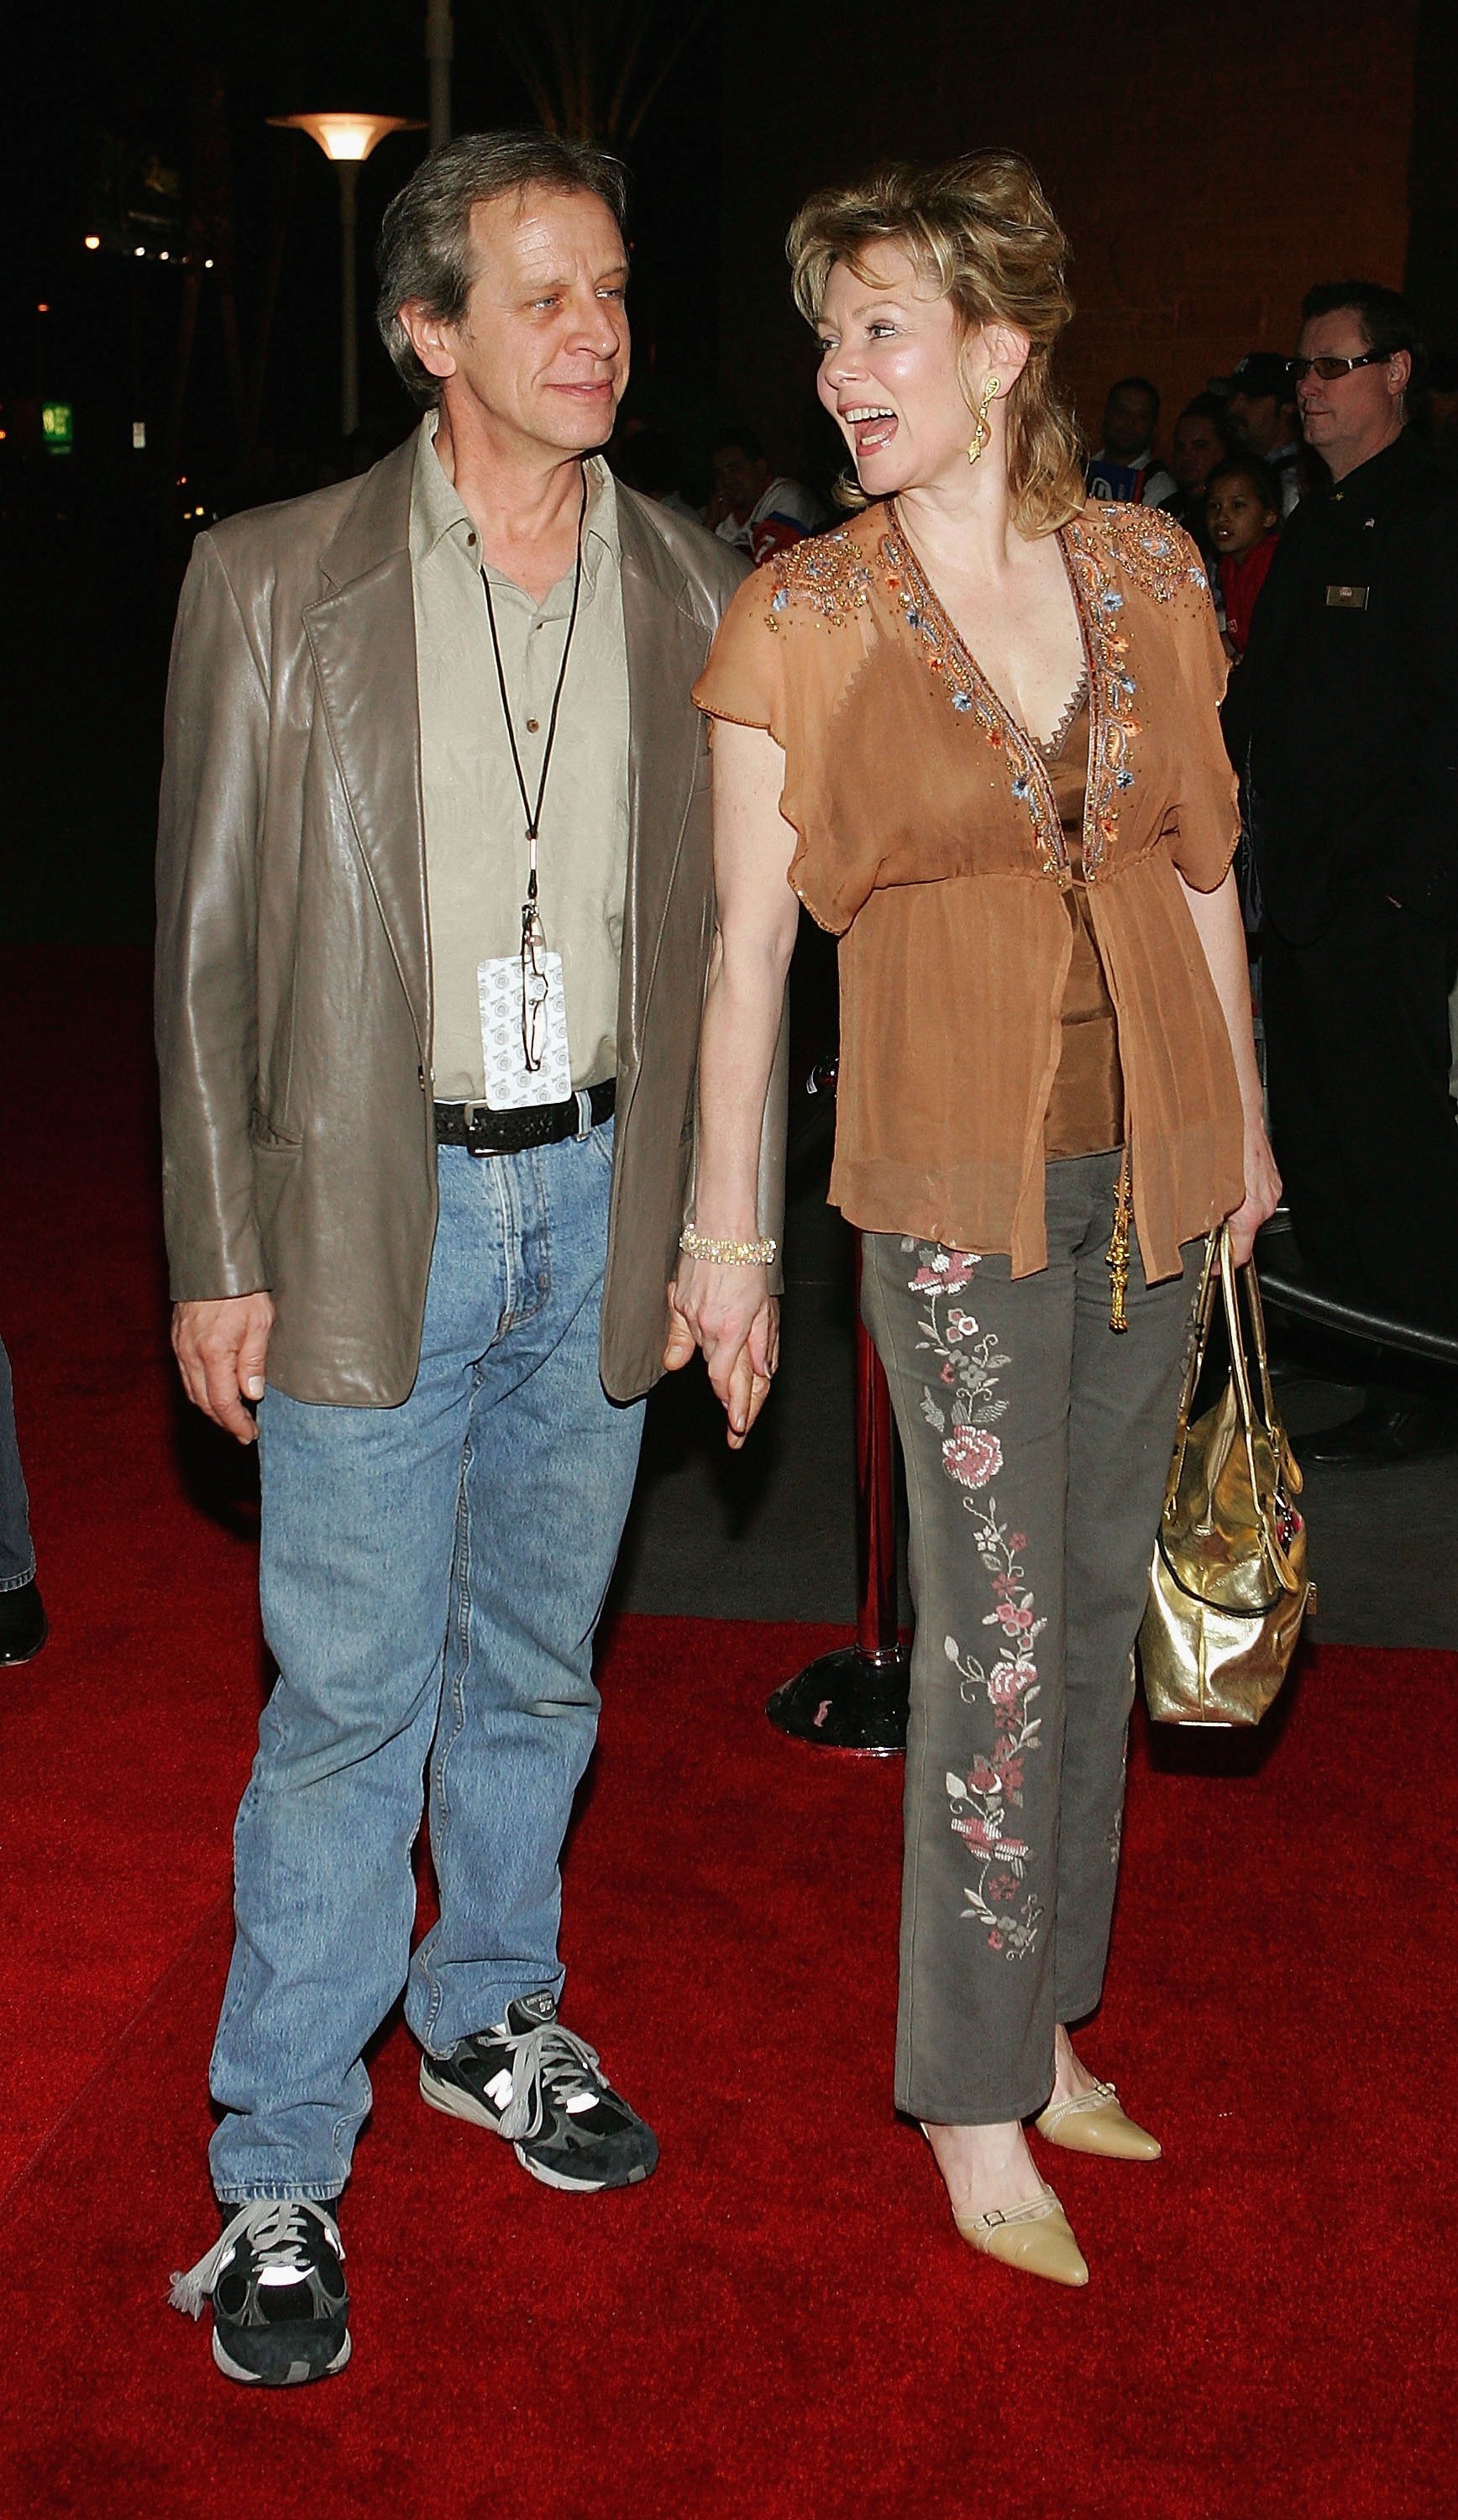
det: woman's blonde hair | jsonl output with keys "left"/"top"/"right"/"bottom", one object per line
{"left": 788, "top": 151, "right": 1085, "bottom": 535}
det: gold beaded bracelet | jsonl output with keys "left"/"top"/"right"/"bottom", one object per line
{"left": 678, "top": 1228, "right": 779, "bottom": 1267}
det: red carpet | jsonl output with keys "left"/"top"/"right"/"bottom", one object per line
{"left": 2, "top": 949, "right": 1455, "bottom": 2518}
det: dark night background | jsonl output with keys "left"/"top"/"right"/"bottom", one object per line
{"left": 0, "top": 0, "right": 1454, "bottom": 945}
{"left": 4, "top": 40, "right": 1458, "bottom": 2458}
{"left": 0, "top": 2, "right": 727, "bottom": 948}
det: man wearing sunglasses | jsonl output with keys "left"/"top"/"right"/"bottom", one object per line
{"left": 1224, "top": 280, "right": 1458, "bottom": 1461}
{"left": 155, "top": 132, "right": 775, "bottom": 2385}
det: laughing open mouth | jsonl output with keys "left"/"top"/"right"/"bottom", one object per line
{"left": 841, "top": 405, "right": 898, "bottom": 452}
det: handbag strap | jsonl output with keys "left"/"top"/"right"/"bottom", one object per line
{"left": 1218, "top": 1229, "right": 1266, "bottom": 1520}
{"left": 1162, "top": 1226, "right": 1301, "bottom": 1588}
{"left": 1236, "top": 1246, "right": 1302, "bottom": 1495}
{"left": 1162, "top": 1228, "right": 1223, "bottom": 1511}
{"left": 1219, "top": 1229, "right": 1302, "bottom": 1591}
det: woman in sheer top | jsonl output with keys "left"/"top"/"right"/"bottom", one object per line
{"left": 667, "top": 154, "right": 1278, "bottom": 2287}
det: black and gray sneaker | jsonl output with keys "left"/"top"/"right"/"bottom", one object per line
{"left": 420, "top": 1990, "right": 658, "bottom": 2192}
{"left": 169, "top": 2197, "right": 350, "bottom": 2386}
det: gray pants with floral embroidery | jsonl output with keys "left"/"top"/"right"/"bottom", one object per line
{"left": 860, "top": 1150, "right": 1199, "bottom": 2125}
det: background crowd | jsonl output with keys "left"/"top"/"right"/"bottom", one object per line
{"left": 604, "top": 283, "right": 1458, "bottom": 1476}
{"left": 6, "top": 259, "right": 1458, "bottom": 1685}
{"left": 1078, "top": 295, "right": 1458, "bottom": 1466}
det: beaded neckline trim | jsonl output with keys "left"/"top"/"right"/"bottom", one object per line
{"left": 883, "top": 508, "right": 1071, "bottom": 885}
{"left": 1062, "top": 508, "right": 1206, "bottom": 871}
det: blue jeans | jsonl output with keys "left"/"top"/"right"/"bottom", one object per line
{"left": 0, "top": 1333, "right": 36, "bottom": 1592}
{"left": 209, "top": 1122, "right": 644, "bottom": 2202}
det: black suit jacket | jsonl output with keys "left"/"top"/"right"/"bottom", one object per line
{"left": 1221, "top": 430, "right": 1458, "bottom": 942}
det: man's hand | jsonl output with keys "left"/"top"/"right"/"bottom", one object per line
{"left": 172, "top": 1293, "right": 275, "bottom": 1443}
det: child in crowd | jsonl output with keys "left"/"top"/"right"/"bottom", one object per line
{"left": 1205, "top": 455, "right": 1282, "bottom": 659}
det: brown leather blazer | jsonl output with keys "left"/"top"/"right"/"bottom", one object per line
{"left": 155, "top": 428, "right": 774, "bottom": 1406}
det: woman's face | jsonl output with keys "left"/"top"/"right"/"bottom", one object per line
{"left": 816, "top": 242, "right": 985, "bottom": 498}
{"left": 1206, "top": 475, "right": 1277, "bottom": 557}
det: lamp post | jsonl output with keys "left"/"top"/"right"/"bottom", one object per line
{"left": 426, "top": 3, "right": 454, "bottom": 150}
{"left": 269, "top": 113, "right": 423, "bottom": 438}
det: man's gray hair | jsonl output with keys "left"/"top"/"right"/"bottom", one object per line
{"left": 376, "top": 129, "right": 629, "bottom": 407}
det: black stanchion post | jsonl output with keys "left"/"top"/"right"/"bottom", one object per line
{"left": 767, "top": 1242, "right": 910, "bottom": 1753}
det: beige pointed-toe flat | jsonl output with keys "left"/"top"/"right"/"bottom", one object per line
{"left": 953, "top": 2183, "right": 1090, "bottom": 2288}
{"left": 1034, "top": 2079, "right": 1161, "bottom": 2160}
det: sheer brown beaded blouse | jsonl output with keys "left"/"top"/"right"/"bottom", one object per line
{"left": 691, "top": 499, "right": 1246, "bottom": 1281}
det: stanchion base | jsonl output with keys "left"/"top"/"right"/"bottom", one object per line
{"left": 766, "top": 1646, "right": 909, "bottom": 1754}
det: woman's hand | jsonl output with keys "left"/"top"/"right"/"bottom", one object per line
{"left": 1225, "top": 1117, "right": 1282, "bottom": 1266}
{"left": 663, "top": 1256, "right": 779, "bottom": 1448}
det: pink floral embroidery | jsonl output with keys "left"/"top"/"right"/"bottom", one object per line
{"left": 943, "top": 1503, "right": 1047, "bottom": 1961}
{"left": 909, "top": 1249, "right": 979, "bottom": 1294}
{"left": 951, "top": 1811, "right": 1030, "bottom": 1861}
{"left": 903, "top": 1237, "right": 1045, "bottom": 1961}
{"left": 988, "top": 1660, "right": 1025, "bottom": 1709}
{"left": 905, "top": 1242, "right": 1004, "bottom": 1456}
{"left": 941, "top": 1426, "right": 1004, "bottom": 1489}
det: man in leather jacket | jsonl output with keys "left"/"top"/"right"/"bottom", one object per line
{"left": 156, "top": 133, "right": 769, "bottom": 2384}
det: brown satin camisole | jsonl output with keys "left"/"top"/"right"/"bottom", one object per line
{"left": 1041, "top": 692, "right": 1125, "bottom": 1158}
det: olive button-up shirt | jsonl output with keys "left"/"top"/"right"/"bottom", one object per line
{"left": 410, "top": 417, "right": 630, "bottom": 1099}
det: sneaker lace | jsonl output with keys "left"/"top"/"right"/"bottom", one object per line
{"left": 491, "top": 2020, "right": 605, "bottom": 2142}
{"left": 167, "top": 2197, "right": 342, "bottom": 2322}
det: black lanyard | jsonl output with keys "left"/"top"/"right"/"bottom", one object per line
{"left": 479, "top": 468, "right": 589, "bottom": 927}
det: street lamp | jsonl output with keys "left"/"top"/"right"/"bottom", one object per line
{"left": 426, "top": 3, "right": 454, "bottom": 150}
{"left": 269, "top": 113, "right": 423, "bottom": 438}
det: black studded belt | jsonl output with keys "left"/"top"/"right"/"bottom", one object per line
{"left": 433, "top": 1079, "right": 616, "bottom": 1158}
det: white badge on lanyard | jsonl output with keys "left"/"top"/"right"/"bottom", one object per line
{"left": 478, "top": 948, "right": 571, "bottom": 1107}
{"left": 476, "top": 472, "right": 589, "bottom": 1115}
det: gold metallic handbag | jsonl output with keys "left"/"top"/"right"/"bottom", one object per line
{"left": 1140, "top": 1226, "right": 1316, "bottom": 1725}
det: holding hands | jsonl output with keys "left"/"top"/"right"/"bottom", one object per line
{"left": 664, "top": 1234, "right": 780, "bottom": 1449}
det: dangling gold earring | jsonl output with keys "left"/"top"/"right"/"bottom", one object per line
{"left": 968, "top": 372, "right": 999, "bottom": 465}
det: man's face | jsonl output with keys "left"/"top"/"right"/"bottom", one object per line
{"left": 1171, "top": 412, "right": 1226, "bottom": 491}
{"left": 711, "top": 444, "right": 772, "bottom": 516}
{"left": 406, "top": 183, "right": 630, "bottom": 457}
{"left": 1295, "top": 307, "right": 1408, "bottom": 480}
{"left": 1104, "top": 385, "right": 1156, "bottom": 459}
{"left": 1227, "top": 390, "right": 1291, "bottom": 456}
